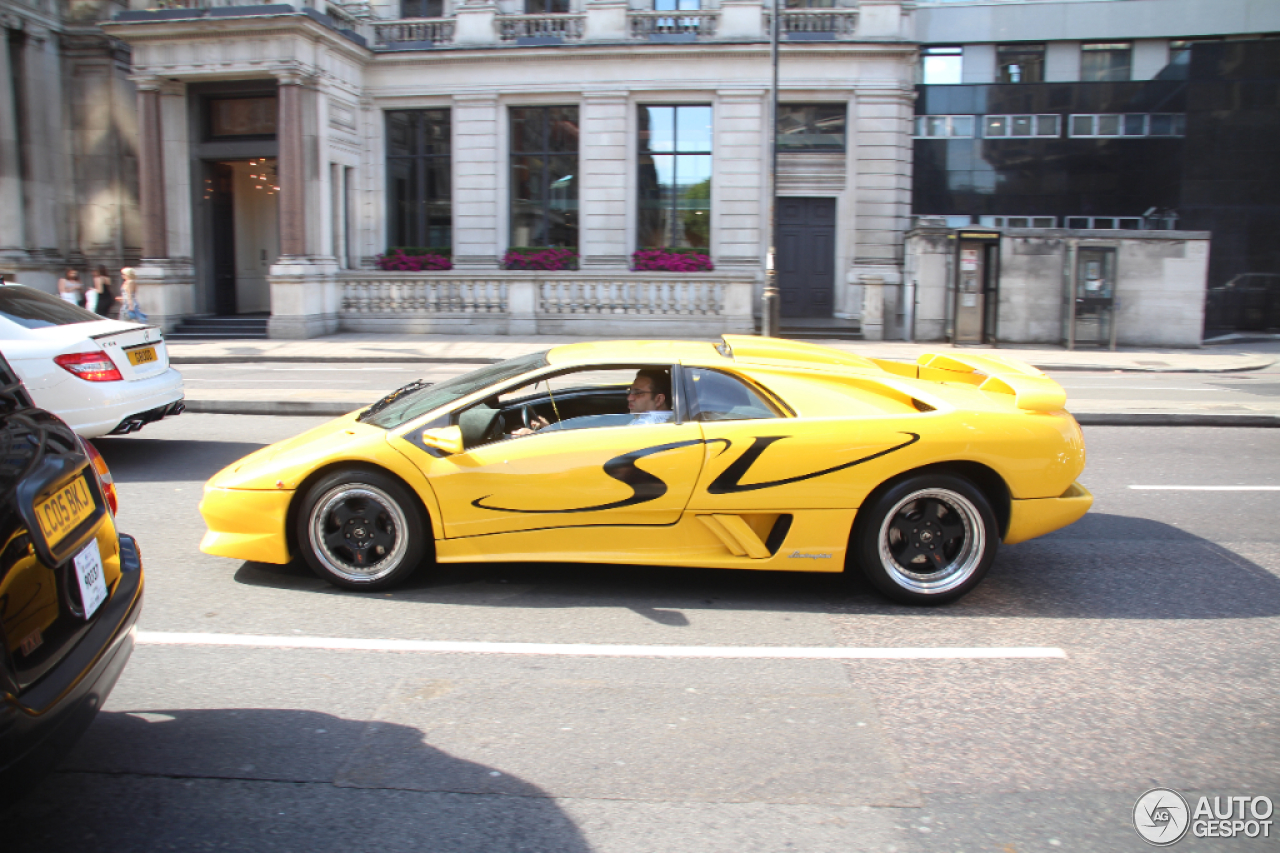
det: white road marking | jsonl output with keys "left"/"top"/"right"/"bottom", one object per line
{"left": 1128, "top": 485, "right": 1280, "bottom": 491}
{"left": 136, "top": 631, "right": 1067, "bottom": 660}
{"left": 1060, "top": 385, "right": 1229, "bottom": 392}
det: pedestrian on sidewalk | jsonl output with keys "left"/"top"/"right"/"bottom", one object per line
{"left": 117, "top": 267, "right": 148, "bottom": 323}
{"left": 57, "top": 269, "right": 83, "bottom": 307}
{"left": 87, "top": 265, "right": 113, "bottom": 315}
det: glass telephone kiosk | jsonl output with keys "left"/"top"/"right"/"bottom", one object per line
{"left": 1066, "top": 246, "right": 1118, "bottom": 349}
{"left": 952, "top": 230, "right": 1000, "bottom": 344}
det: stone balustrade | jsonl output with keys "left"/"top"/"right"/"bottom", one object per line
{"left": 373, "top": 17, "right": 456, "bottom": 47}
{"left": 628, "top": 10, "right": 719, "bottom": 41}
{"left": 333, "top": 271, "right": 755, "bottom": 336}
{"left": 497, "top": 13, "right": 586, "bottom": 43}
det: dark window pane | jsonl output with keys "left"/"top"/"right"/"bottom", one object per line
{"left": 509, "top": 107, "right": 579, "bottom": 249}
{"left": 997, "top": 44, "right": 1045, "bottom": 84}
{"left": 1081, "top": 43, "right": 1131, "bottom": 82}
{"left": 638, "top": 106, "right": 711, "bottom": 249}
{"left": 1124, "top": 114, "right": 1146, "bottom": 136}
{"left": 1067, "top": 217, "right": 1089, "bottom": 229}
{"left": 1097, "top": 114, "right": 1121, "bottom": 136}
{"left": 1149, "top": 114, "right": 1174, "bottom": 136}
{"left": 1011, "top": 116, "right": 1032, "bottom": 137}
{"left": 1036, "top": 115, "right": 1058, "bottom": 136}
{"left": 402, "top": 0, "right": 443, "bottom": 16}
{"left": 1071, "top": 115, "right": 1093, "bottom": 136}
{"left": 385, "top": 109, "right": 451, "bottom": 249}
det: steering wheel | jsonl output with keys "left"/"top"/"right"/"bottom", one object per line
{"left": 521, "top": 405, "right": 535, "bottom": 431}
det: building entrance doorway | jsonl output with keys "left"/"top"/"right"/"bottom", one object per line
{"left": 203, "top": 158, "right": 279, "bottom": 315}
{"left": 777, "top": 197, "right": 836, "bottom": 318}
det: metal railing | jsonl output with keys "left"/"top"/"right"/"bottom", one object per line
{"left": 539, "top": 279, "right": 726, "bottom": 316}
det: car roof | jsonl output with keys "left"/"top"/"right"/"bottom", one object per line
{"left": 545, "top": 339, "right": 726, "bottom": 366}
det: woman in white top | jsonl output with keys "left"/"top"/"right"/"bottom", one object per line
{"left": 57, "top": 269, "right": 83, "bottom": 307}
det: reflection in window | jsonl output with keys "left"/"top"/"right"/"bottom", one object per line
{"left": 685, "top": 368, "right": 781, "bottom": 422}
{"left": 913, "top": 115, "right": 975, "bottom": 138}
{"left": 638, "top": 105, "right": 712, "bottom": 249}
{"left": 982, "top": 115, "right": 1059, "bottom": 138}
{"left": 777, "top": 104, "right": 846, "bottom": 151}
{"left": 921, "top": 46, "right": 963, "bottom": 85}
{"left": 386, "top": 109, "right": 451, "bottom": 249}
{"left": 1068, "top": 114, "right": 1184, "bottom": 138}
{"left": 510, "top": 106, "right": 579, "bottom": 248}
{"left": 996, "top": 43, "right": 1045, "bottom": 84}
{"left": 1081, "top": 42, "right": 1132, "bottom": 82}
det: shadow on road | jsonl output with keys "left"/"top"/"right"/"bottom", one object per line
{"left": 3, "top": 707, "right": 593, "bottom": 853}
{"left": 232, "top": 511, "right": 1280, "bottom": 622}
{"left": 94, "top": 437, "right": 271, "bottom": 483}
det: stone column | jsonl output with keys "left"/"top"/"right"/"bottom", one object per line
{"left": 584, "top": 0, "right": 628, "bottom": 41}
{"left": 19, "top": 25, "right": 64, "bottom": 254}
{"left": 579, "top": 91, "right": 628, "bottom": 269}
{"left": 454, "top": 0, "right": 498, "bottom": 46}
{"left": 452, "top": 93, "right": 501, "bottom": 269}
{"left": 849, "top": 85, "right": 912, "bottom": 304}
{"left": 269, "top": 67, "right": 340, "bottom": 340}
{"left": 277, "top": 72, "right": 306, "bottom": 257}
{"left": 713, "top": 91, "right": 766, "bottom": 271}
{"left": 0, "top": 23, "right": 25, "bottom": 255}
{"left": 135, "top": 79, "right": 167, "bottom": 260}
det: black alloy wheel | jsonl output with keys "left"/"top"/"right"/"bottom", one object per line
{"left": 296, "top": 468, "right": 429, "bottom": 590}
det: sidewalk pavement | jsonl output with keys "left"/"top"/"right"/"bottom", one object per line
{"left": 167, "top": 332, "right": 1280, "bottom": 427}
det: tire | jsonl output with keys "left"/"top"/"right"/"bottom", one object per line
{"left": 296, "top": 468, "right": 429, "bottom": 590}
{"left": 853, "top": 473, "right": 998, "bottom": 605}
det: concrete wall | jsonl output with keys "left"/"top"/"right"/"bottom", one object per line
{"left": 915, "top": 0, "right": 1280, "bottom": 45}
{"left": 903, "top": 225, "right": 1212, "bottom": 347}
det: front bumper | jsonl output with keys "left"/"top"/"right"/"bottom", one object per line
{"left": 0, "top": 534, "right": 144, "bottom": 797}
{"left": 1004, "top": 481, "right": 1093, "bottom": 545}
{"left": 199, "top": 486, "right": 294, "bottom": 565}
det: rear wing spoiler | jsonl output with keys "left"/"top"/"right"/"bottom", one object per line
{"left": 870, "top": 352, "right": 1067, "bottom": 413}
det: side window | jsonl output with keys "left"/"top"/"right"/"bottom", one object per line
{"left": 685, "top": 369, "right": 781, "bottom": 422}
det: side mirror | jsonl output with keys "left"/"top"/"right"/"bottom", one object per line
{"left": 420, "top": 425, "right": 464, "bottom": 455}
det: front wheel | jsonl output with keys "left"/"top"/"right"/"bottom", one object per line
{"left": 853, "top": 474, "right": 998, "bottom": 605}
{"left": 296, "top": 468, "right": 429, "bottom": 590}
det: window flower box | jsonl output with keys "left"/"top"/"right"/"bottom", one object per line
{"left": 631, "top": 248, "right": 714, "bottom": 272}
{"left": 504, "top": 247, "right": 580, "bottom": 271}
{"left": 376, "top": 248, "right": 453, "bottom": 271}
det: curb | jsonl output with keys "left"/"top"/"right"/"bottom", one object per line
{"left": 184, "top": 399, "right": 1280, "bottom": 427}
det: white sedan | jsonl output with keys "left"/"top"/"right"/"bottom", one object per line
{"left": 0, "top": 284, "right": 184, "bottom": 438}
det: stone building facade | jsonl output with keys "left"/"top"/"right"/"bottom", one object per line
{"left": 87, "top": 0, "right": 916, "bottom": 337}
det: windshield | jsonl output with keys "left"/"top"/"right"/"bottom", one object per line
{"left": 0, "top": 285, "right": 103, "bottom": 329}
{"left": 360, "top": 351, "right": 550, "bottom": 429}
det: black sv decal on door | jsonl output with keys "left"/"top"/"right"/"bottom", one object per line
{"left": 470, "top": 432, "right": 921, "bottom": 514}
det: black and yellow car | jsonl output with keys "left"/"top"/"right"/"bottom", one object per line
{"left": 0, "top": 351, "right": 143, "bottom": 798}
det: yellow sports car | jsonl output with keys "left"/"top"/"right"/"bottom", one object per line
{"left": 199, "top": 336, "right": 1090, "bottom": 604}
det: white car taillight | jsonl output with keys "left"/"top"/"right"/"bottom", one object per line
{"left": 54, "top": 351, "right": 123, "bottom": 382}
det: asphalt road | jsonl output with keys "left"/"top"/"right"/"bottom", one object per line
{"left": 5, "top": 415, "right": 1279, "bottom": 852}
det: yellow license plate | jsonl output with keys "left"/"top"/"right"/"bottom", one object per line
{"left": 35, "top": 476, "right": 96, "bottom": 548}
{"left": 126, "top": 345, "right": 157, "bottom": 366}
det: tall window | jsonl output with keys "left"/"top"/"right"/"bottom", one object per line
{"left": 526, "top": 0, "right": 570, "bottom": 12}
{"left": 638, "top": 105, "right": 712, "bottom": 249}
{"left": 921, "top": 46, "right": 963, "bottom": 85}
{"left": 997, "top": 43, "right": 1045, "bottom": 83}
{"left": 777, "top": 104, "right": 846, "bottom": 151}
{"left": 509, "top": 106, "right": 579, "bottom": 248}
{"left": 386, "top": 109, "right": 451, "bottom": 249}
{"left": 1082, "top": 42, "right": 1132, "bottom": 82}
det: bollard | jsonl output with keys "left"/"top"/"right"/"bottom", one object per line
{"left": 762, "top": 281, "right": 780, "bottom": 338}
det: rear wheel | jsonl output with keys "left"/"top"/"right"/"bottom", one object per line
{"left": 853, "top": 474, "right": 998, "bottom": 605}
{"left": 296, "top": 468, "right": 428, "bottom": 590}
